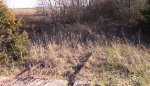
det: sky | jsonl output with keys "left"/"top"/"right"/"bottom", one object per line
{"left": 5, "top": 0, "right": 37, "bottom": 8}
{"left": 4, "top": 0, "right": 89, "bottom": 8}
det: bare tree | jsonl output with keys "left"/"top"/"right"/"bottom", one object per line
{"left": 37, "top": 0, "right": 146, "bottom": 25}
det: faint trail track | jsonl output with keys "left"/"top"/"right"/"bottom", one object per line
{"left": 68, "top": 52, "right": 92, "bottom": 86}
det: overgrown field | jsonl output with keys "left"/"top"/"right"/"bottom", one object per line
{"left": 1, "top": 17, "right": 150, "bottom": 85}
{"left": 1, "top": 0, "right": 150, "bottom": 86}
{"left": 1, "top": 36, "right": 150, "bottom": 86}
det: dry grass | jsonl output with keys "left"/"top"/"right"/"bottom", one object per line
{"left": 10, "top": 8, "right": 36, "bottom": 16}
{"left": 21, "top": 38, "right": 149, "bottom": 86}
{"left": 1, "top": 34, "right": 149, "bottom": 86}
{"left": 1, "top": 20, "right": 150, "bottom": 85}
{"left": 10, "top": 8, "right": 47, "bottom": 23}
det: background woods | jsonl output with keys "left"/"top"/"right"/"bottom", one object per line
{"left": 37, "top": 0, "right": 146, "bottom": 24}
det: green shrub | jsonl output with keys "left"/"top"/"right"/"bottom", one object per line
{"left": 0, "top": 1, "right": 28, "bottom": 62}
{"left": 139, "top": 0, "right": 150, "bottom": 33}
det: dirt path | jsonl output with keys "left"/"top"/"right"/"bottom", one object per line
{"left": 0, "top": 77, "right": 68, "bottom": 86}
{"left": 0, "top": 76, "right": 94, "bottom": 86}
{"left": 68, "top": 52, "right": 92, "bottom": 86}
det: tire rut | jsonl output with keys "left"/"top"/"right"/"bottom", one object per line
{"left": 68, "top": 52, "right": 92, "bottom": 86}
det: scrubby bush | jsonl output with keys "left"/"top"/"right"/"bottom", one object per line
{"left": 0, "top": 1, "right": 28, "bottom": 63}
{"left": 139, "top": 0, "right": 150, "bottom": 33}
{"left": 82, "top": 0, "right": 145, "bottom": 24}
